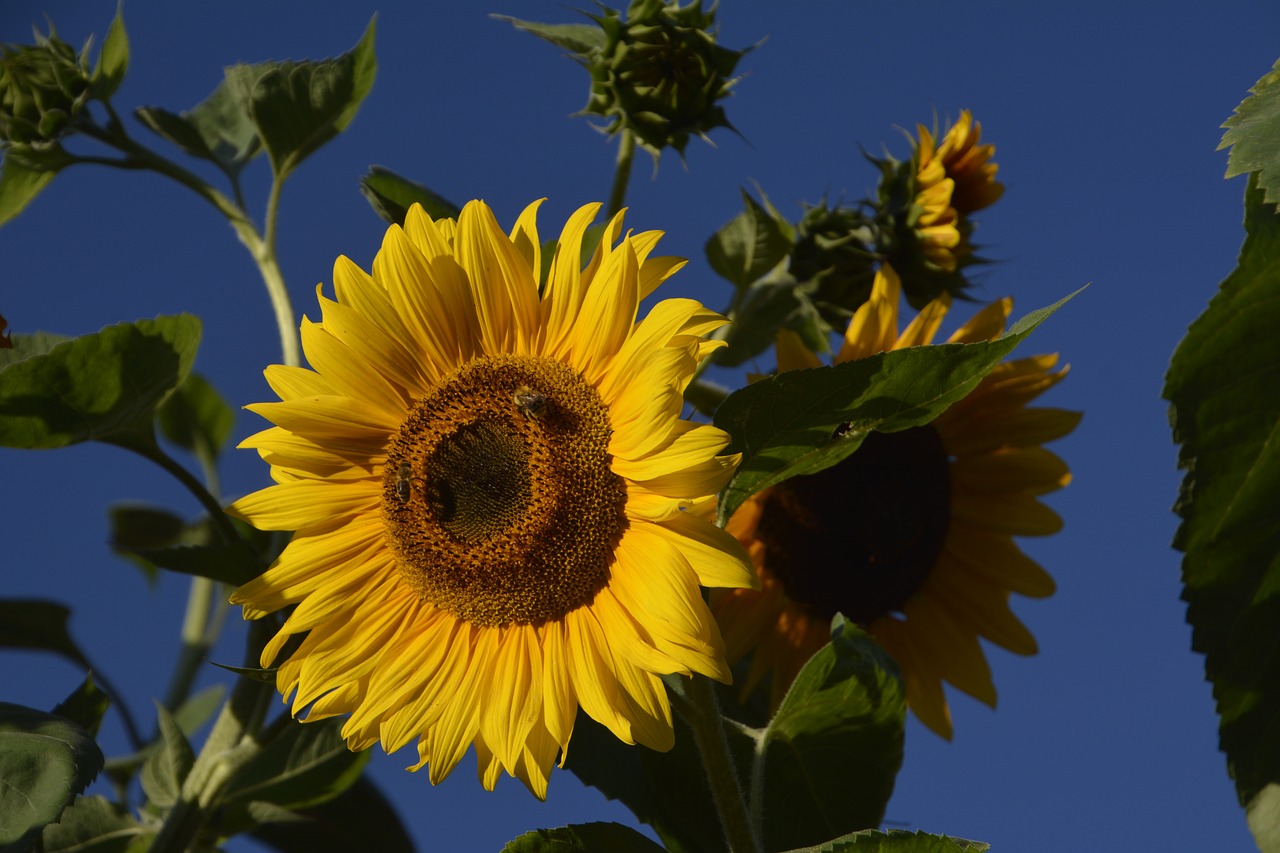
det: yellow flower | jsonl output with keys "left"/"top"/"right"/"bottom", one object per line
{"left": 712, "top": 264, "right": 1078, "bottom": 738}
{"left": 229, "top": 200, "right": 755, "bottom": 797}
{"left": 910, "top": 110, "right": 1004, "bottom": 273}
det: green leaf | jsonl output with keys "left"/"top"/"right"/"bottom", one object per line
{"left": 222, "top": 717, "right": 368, "bottom": 812}
{"left": 0, "top": 703, "right": 104, "bottom": 847}
{"left": 41, "top": 795, "right": 148, "bottom": 853}
{"left": 706, "top": 190, "right": 793, "bottom": 290}
{"left": 51, "top": 676, "right": 111, "bottom": 739}
{"left": 135, "top": 79, "right": 263, "bottom": 177}
{"left": 92, "top": 3, "right": 130, "bottom": 99}
{"left": 241, "top": 777, "right": 414, "bottom": 853}
{"left": 500, "top": 822, "right": 666, "bottom": 853}
{"left": 490, "top": 15, "right": 608, "bottom": 55}
{"left": 714, "top": 291, "right": 1080, "bottom": 525}
{"left": 758, "top": 619, "right": 905, "bottom": 850}
{"left": 140, "top": 704, "right": 194, "bottom": 809}
{"left": 1165, "top": 174, "right": 1280, "bottom": 841}
{"left": 126, "top": 539, "right": 263, "bottom": 586}
{"left": 0, "top": 155, "right": 58, "bottom": 227}
{"left": 0, "top": 599, "right": 91, "bottom": 668}
{"left": 244, "top": 18, "right": 377, "bottom": 181}
{"left": 102, "top": 685, "right": 225, "bottom": 787}
{"left": 1220, "top": 58, "right": 1280, "bottom": 208}
{"left": 157, "top": 372, "right": 234, "bottom": 460}
{"left": 207, "top": 661, "right": 278, "bottom": 683}
{"left": 111, "top": 508, "right": 266, "bottom": 586}
{"left": 795, "top": 828, "right": 989, "bottom": 852}
{"left": 359, "top": 165, "right": 462, "bottom": 226}
{"left": 0, "top": 315, "right": 201, "bottom": 450}
{"left": 714, "top": 279, "right": 829, "bottom": 368}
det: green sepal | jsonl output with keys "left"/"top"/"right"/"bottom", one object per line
{"left": 139, "top": 704, "right": 195, "bottom": 809}
{"left": 490, "top": 15, "right": 608, "bottom": 56}
{"left": 359, "top": 165, "right": 462, "bottom": 226}
{"left": 1165, "top": 173, "right": 1280, "bottom": 845}
{"left": 500, "top": 822, "right": 666, "bottom": 853}
{"left": 0, "top": 315, "right": 201, "bottom": 450}
{"left": 756, "top": 619, "right": 905, "bottom": 850}
{"left": 243, "top": 18, "right": 377, "bottom": 182}
{"left": 0, "top": 599, "right": 91, "bottom": 668}
{"left": 1220, "top": 58, "right": 1280, "bottom": 208}
{"left": 41, "top": 795, "right": 148, "bottom": 853}
{"left": 51, "top": 676, "right": 111, "bottom": 739}
{"left": 714, "top": 290, "right": 1080, "bottom": 525}
{"left": 0, "top": 153, "right": 58, "bottom": 226}
{"left": 243, "top": 776, "right": 414, "bottom": 853}
{"left": 157, "top": 372, "right": 234, "bottom": 461}
{"left": 219, "top": 717, "right": 369, "bottom": 814}
{"left": 795, "top": 828, "right": 990, "bottom": 852}
{"left": 91, "top": 2, "right": 129, "bottom": 99}
{"left": 0, "top": 702, "right": 104, "bottom": 847}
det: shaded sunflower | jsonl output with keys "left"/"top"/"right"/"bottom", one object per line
{"left": 916, "top": 109, "right": 1004, "bottom": 218}
{"left": 229, "top": 200, "right": 756, "bottom": 797}
{"left": 712, "top": 264, "right": 1078, "bottom": 738}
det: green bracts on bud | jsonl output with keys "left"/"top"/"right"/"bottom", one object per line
{"left": 0, "top": 30, "right": 94, "bottom": 150}
{"left": 789, "top": 203, "right": 878, "bottom": 326}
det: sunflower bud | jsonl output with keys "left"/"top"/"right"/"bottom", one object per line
{"left": 788, "top": 202, "right": 878, "bottom": 326}
{"left": 0, "top": 28, "right": 93, "bottom": 150}
{"left": 870, "top": 111, "right": 1004, "bottom": 308}
{"left": 583, "top": 0, "right": 748, "bottom": 157}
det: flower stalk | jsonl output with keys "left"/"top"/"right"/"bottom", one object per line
{"left": 680, "top": 675, "right": 761, "bottom": 853}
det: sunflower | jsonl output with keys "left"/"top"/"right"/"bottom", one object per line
{"left": 228, "top": 199, "right": 756, "bottom": 797}
{"left": 712, "top": 264, "right": 1078, "bottom": 738}
{"left": 910, "top": 110, "right": 1004, "bottom": 273}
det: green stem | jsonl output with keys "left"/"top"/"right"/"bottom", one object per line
{"left": 259, "top": 176, "right": 301, "bottom": 368}
{"left": 680, "top": 675, "right": 761, "bottom": 853}
{"left": 606, "top": 128, "right": 637, "bottom": 219}
{"left": 140, "top": 444, "right": 241, "bottom": 548}
{"left": 159, "top": 577, "right": 217, "bottom": 716}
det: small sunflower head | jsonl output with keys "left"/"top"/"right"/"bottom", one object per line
{"left": 583, "top": 0, "right": 748, "bottom": 157}
{"left": 787, "top": 201, "right": 878, "bottom": 327}
{"left": 870, "top": 111, "right": 1003, "bottom": 309}
{"left": 0, "top": 28, "right": 93, "bottom": 150}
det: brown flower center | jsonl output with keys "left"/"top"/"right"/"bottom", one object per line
{"left": 382, "top": 354, "right": 628, "bottom": 627}
{"left": 755, "top": 426, "right": 950, "bottom": 624}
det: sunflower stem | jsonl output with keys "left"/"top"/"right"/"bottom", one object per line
{"left": 682, "top": 675, "right": 761, "bottom": 853}
{"left": 259, "top": 175, "right": 301, "bottom": 368}
{"left": 606, "top": 128, "right": 637, "bottom": 218}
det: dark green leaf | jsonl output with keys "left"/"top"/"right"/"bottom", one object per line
{"left": 112, "top": 509, "right": 266, "bottom": 586}
{"left": 244, "top": 19, "right": 377, "bottom": 181}
{"left": 222, "top": 717, "right": 367, "bottom": 812}
{"left": 360, "top": 165, "right": 462, "bottom": 226}
{"left": 565, "top": 704, "right": 752, "bottom": 853}
{"left": 0, "top": 315, "right": 201, "bottom": 450}
{"left": 92, "top": 3, "right": 129, "bottom": 99}
{"left": 794, "top": 828, "right": 989, "bottom": 852}
{"left": 157, "top": 372, "right": 233, "bottom": 459}
{"left": 0, "top": 600, "right": 90, "bottom": 668}
{"left": 491, "top": 15, "right": 607, "bottom": 55}
{"left": 125, "top": 539, "right": 263, "bottom": 586}
{"left": 713, "top": 279, "right": 829, "bottom": 368}
{"left": 110, "top": 505, "right": 186, "bottom": 550}
{"left": 1165, "top": 174, "right": 1280, "bottom": 842}
{"left": 41, "top": 795, "right": 147, "bottom": 853}
{"left": 759, "top": 619, "right": 905, "bottom": 850}
{"left": 714, "top": 291, "right": 1079, "bottom": 525}
{"left": 140, "top": 704, "right": 194, "bottom": 809}
{"left": 501, "top": 822, "right": 665, "bottom": 853}
{"left": 706, "top": 190, "right": 793, "bottom": 290}
{"left": 240, "top": 777, "right": 414, "bottom": 853}
{"left": 135, "top": 77, "right": 263, "bottom": 177}
{"left": 684, "top": 377, "right": 730, "bottom": 417}
{"left": 52, "top": 676, "right": 110, "bottom": 739}
{"left": 1220, "top": 58, "right": 1280, "bottom": 208}
{"left": 0, "top": 703, "right": 104, "bottom": 847}
{"left": 0, "top": 155, "right": 58, "bottom": 227}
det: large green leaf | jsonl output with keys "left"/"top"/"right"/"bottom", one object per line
{"left": 135, "top": 79, "right": 262, "bottom": 177}
{"left": 1165, "top": 174, "right": 1280, "bottom": 848}
{"left": 501, "top": 822, "right": 666, "bottom": 853}
{"left": 0, "top": 154, "right": 58, "bottom": 227}
{"left": 0, "top": 703, "right": 104, "bottom": 847}
{"left": 0, "top": 599, "right": 91, "bottom": 668}
{"left": 243, "top": 19, "right": 377, "bottom": 182}
{"left": 41, "top": 795, "right": 148, "bottom": 853}
{"left": 714, "top": 291, "right": 1078, "bottom": 525}
{"left": 244, "top": 776, "right": 413, "bottom": 853}
{"left": 795, "top": 829, "right": 989, "bottom": 852}
{"left": 1221, "top": 59, "right": 1280, "bottom": 208}
{"left": 0, "top": 315, "right": 201, "bottom": 450}
{"left": 360, "top": 165, "right": 462, "bottom": 226}
{"left": 758, "top": 619, "right": 905, "bottom": 851}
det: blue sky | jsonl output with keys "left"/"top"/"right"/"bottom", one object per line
{"left": 3, "top": 1, "right": 1278, "bottom": 850}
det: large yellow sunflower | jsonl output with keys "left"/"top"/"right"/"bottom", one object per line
{"left": 229, "top": 200, "right": 756, "bottom": 797}
{"left": 712, "top": 263, "right": 1078, "bottom": 738}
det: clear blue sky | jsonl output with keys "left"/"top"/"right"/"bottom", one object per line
{"left": 3, "top": 1, "right": 1278, "bottom": 850}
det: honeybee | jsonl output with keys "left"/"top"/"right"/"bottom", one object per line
{"left": 512, "top": 384, "right": 548, "bottom": 419}
{"left": 395, "top": 460, "right": 414, "bottom": 502}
